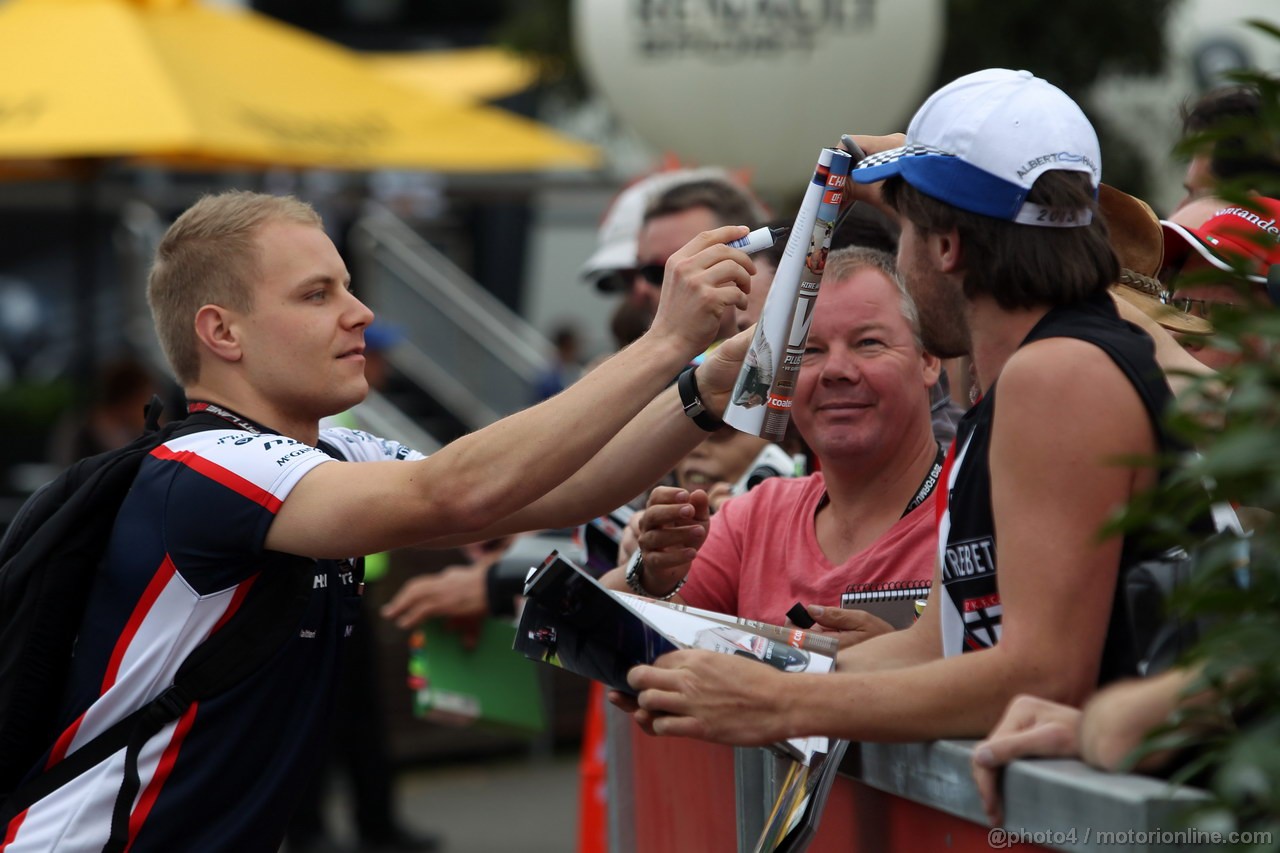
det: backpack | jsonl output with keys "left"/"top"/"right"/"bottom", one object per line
{"left": 0, "top": 399, "right": 313, "bottom": 851}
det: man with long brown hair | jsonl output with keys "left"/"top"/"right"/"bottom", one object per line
{"left": 624, "top": 69, "right": 1176, "bottom": 745}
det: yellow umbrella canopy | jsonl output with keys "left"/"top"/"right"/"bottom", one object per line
{"left": 364, "top": 47, "right": 539, "bottom": 104}
{"left": 0, "top": 0, "right": 599, "bottom": 171}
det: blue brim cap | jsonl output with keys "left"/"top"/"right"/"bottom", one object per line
{"left": 852, "top": 144, "right": 1035, "bottom": 222}
{"left": 849, "top": 70, "right": 1101, "bottom": 228}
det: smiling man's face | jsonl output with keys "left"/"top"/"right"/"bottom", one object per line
{"left": 791, "top": 266, "right": 937, "bottom": 466}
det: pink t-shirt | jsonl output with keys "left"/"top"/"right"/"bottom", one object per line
{"left": 680, "top": 472, "right": 937, "bottom": 623}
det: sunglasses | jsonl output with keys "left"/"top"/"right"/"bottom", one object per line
{"left": 636, "top": 264, "right": 665, "bottom": 286}
{"left": 593, "top": 264, "right": 666, "bottom": 293}
{"left": 1166, "top": 296, "right": 1217, "bottom": 319}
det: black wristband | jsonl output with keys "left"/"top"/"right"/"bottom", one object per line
{"left": 677, "top": 366, "right": 723, "bottom": 432}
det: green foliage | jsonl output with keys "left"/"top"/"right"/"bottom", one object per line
{"left": 0, "top": 380, "right": 73, "bottom": 431}
{"left": 1111, "top": 28, "right": 1280, "bottom": 839}
{"left": 0, "top": 380, "right": 74, "bottom": 484}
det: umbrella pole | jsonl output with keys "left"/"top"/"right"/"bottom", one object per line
{"left": 71, "top": 161, "right": 99, "bottom": 411}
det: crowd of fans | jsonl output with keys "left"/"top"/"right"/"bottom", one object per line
{"left": 340, "top": 71, "right": 1280, "bottom": 847}
{"left": 3, "top": 65, "right": 1276, "bottom": 853}
{"left": 373, "top": 72, "right": 1278, "bottom": 846}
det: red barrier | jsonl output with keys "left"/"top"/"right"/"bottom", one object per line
{"left": 624, "top": 727, "right": 1050, "bottom": 853}
{"left": 628, "top": 728, "right": 739, "bottom": 852}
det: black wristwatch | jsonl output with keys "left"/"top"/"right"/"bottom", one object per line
{"left": 677, "top": 366, "right": 724, "bottom": 432}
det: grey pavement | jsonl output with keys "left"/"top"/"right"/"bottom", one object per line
{"left": 294, "top": 751, "right": 581, "bottom": 853}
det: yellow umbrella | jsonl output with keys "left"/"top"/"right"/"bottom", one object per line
{"left": 0, "top": 0, "right": 599, "bottom": 171}
{"left": 364, "top": 47, "right": 540, "bottom": 104}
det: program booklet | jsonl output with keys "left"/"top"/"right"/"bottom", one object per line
{"left": 514, "top": 551, "right": 836, "bottom": 764}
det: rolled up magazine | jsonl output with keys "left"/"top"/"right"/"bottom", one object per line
{"left": 725, "top": 147, "right": 853, "bottom": 440}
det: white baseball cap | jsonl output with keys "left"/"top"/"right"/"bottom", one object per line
{"left": 852, "top": 69, "right": 1101, "bottom": 227}
{"left": 580, "top": 167, "right": 735, "bottom": 287}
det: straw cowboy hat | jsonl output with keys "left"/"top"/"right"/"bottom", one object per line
{"left": 1100, "top": 184, "right": 1212, "bottom": 335}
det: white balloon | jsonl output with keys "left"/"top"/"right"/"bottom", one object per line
{"left": 573, "top": 0, "right": 945, "bottom": 190}
{"left": 1167, "top": 0, "right": 1280, "bottom": 89}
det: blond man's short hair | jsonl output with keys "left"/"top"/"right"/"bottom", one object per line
{"left": 147, "top": 191, "right": 322, "bottom": 385}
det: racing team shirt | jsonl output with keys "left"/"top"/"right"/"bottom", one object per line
{"left": 3, "top": 426, "right": 423, "bottom": 852}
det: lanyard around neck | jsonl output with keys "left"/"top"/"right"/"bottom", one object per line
{"left": 186, "top": 401, "right": 269, "bottom": 435}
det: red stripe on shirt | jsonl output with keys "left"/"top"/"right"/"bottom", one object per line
{"left": 209, "top": 574, "right": 257, "bottom": 635}
{"left": 45, "top": 709, "right": 89, "bottom": 767}
{"left": 123, "top": 701, "right": 200, "bottom": 852}
{"left": 1, "top": 807, "right": 28, "bottom": 850}
{"left": 10, "top": 573, "right": 255, "bottom": 850}
{"left": 102, "top": 556, "right": 177, "bottom": 693}
{"left": 149, "top": 445, "right": 283, "bottom": 513}
{"left": 936, "top": 437, "right": 958, "bottom": 527}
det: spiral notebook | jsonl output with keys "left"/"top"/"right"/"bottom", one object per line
{"left": 840, "top": 580, "right": 932, "bottom": 629}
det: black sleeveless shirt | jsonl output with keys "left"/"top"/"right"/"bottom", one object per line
{"left": 937, "top": 291, "right": 1176, "bottom": 684}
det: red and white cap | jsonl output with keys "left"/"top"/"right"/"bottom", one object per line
{"left": 1161, "top": 196, "right": 1280, "bottom": 286}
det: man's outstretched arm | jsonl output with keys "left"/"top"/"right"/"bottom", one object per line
{"left": 267, "top": 227, "right": 753, "bottom": 560}
{"left": 430, "top": 328, "right": 753, "bottom": 546}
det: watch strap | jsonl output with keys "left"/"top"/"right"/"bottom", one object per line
{"left": 677, "top": 366, "right": 724, "bottom": 432}
{"left": 623, "top": 549, "right": 686, "bottom": 601}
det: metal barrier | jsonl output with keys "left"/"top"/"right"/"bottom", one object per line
{"left": 349, "top": 202, "right": 554, "bottom": 432}
{"left": 607, "top": 705, "right": 1211, "bottom": 853}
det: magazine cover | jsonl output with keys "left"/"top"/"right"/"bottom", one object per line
{"left": 516, "top": 551, "right": 835, "bottom": 763}
{"left": 514, "top": 552, "right": 679, "bottom": 695}
{"left": 725, "top": 147, "right": 853, "bottom": 440}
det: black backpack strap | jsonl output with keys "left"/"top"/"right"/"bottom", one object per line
{"left": 0, "top": 684, "right": 195, "bottom": 840}
{"left": 142, "top": 394, "right": 164, "bottom": 433}
{"left": 105, "top": 695, "right": 182, "bottom": 853}
{"left": 0, "top": 562, "right": 312, "bottom": 841}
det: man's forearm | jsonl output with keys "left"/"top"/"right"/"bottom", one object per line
{"left": 1080, "top": 666, "right": 1210, "bottom": 772}
{"left": 517, "top": 385, "right": 706, "bottom": 528}
{"left": 835, "top": 619, "right": 939, "bottom": 673}
{"left": 417, "top": 336, "right": 695, "bottom": 542}
{"left": 425, "top": 383, "right": 707, "bottom": 547}
{"left": 781, "top": 643, "right": 1077, "bottom": 743}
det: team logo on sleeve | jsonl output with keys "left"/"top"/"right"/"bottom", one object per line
{"left": 959, "top": 587, "right": 1003, "bottom": 650}
{"left": 941, "top": 535, "right": 1002, "bottom": 650}
{"left": 942, "top": 535, "right": 996, "bottom": 580}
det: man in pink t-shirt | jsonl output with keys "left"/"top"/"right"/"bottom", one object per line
{"left": 606, "top": 246, "right": 943, "bottom": 632}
